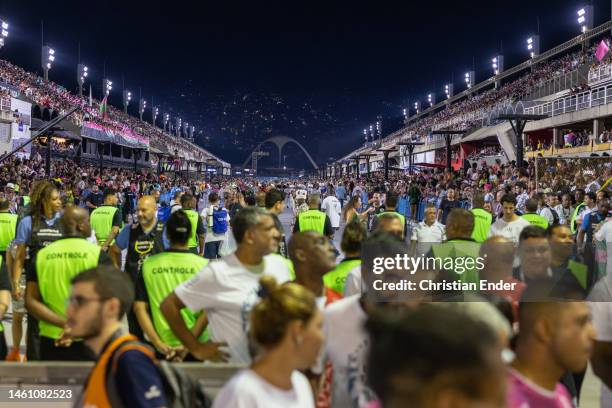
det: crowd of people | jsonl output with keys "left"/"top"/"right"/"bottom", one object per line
{"left": 0, "top": 147, "right": 606, "bottom": 407}
{"left": 0, "top": 59, "right": 220, "bottom": 164}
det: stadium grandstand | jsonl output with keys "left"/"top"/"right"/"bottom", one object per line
{"left": 329, "top": 19, "right": 612, "bottom": 178}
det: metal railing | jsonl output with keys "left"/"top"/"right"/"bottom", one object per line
{"left": 588, "top": 63, "right": 612, "bottom": 84}
{"left": 524, "top": 83, "right": 612, "bottom": 117}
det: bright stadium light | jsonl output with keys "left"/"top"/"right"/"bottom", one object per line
{"left": 123, "top": 90, "right": 132, "bottom": 112}
{"left": 41, "top": 45, "right": 55, "bottom": 80}
{"left": 139, "top": 98, "right": 147, "bottom": 121}
{"left": 77, "top": 64, "right": 89, "bottom": 96}
{"left": 414, "top": 101, "right": 421, "bottom": 114}
{"left": 103, "top": 78, "right": 113, "bottom": 96}
{"left": 402, "top": 108, "right": 407, "bottom": 118}
{"left": 464, "top": 71, "right": 475, "bottom": 89}
{"left": 526, "top": 35, "right": 540, "bottom": 58}
{"left": 363, "top": 128, "right": 368, "bottom": 142}
{"left": 427, "top": 93, "right": 436, "bottom": 106}
{"left": 577, "top": 6, "right": 593, "bottom": 33}
{"left": 0, "top": 20, "right": 8, "bottom": 49}
{"left": 444, "top": 83, "right": 454, "bottom": 99}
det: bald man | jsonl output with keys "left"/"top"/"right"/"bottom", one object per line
{"left": 289, "top": 231, "right": 337, "bottom": 304}
{"left": 25, "top": 206, "right": 113, "bottom": 360}
{"left": 374, "top": 213, "right": 404, "bottom": 240}
{"left": 111, "top": 196, "right": 167, "bottom": 340}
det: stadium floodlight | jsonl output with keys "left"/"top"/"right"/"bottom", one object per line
{"left": 464, "top": 71, "right": 475, "bottom": 89}
{"left": 77, "top": 64, "right": 88, "bottom": 96}
{"left": 577, "top": 6, "right": 594, "bottom": 33}
{"left": 122, "top": 90, "right": 132, "bottom": 112}
{"left": 492, "top": 55, "right": 504, "bottom": 75}
{"left": 413, "top": 101, "right": 421, "bottom": 114}
{"left": 427, "top": 93, "right": 435, "bottom": 107}
{"left": 41, "top": 45, "right": 55, "bottom": 80}
{"left": 363, "top": 128, "right": 368, "bottom": 142}
{"left": 444, "top": 83, "right": 454, "bottom": 99}
{"left": 526, "top": 35, "right": 540, "bottom": 58}
{"left": 139, "top": 98, "right": 147, "bottom": 121}
{"left": 103, "top": 78, "right": 113, "bottom": 96}
{"left": 0, "top": 19, "right": 8, "bottom": 49}
{"left": 153, "top": 107, "right": 159, "bottom": 125}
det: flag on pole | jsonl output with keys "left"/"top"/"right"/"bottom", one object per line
{"left": 99, "top": 94, "right": 108, "bottom": 119}
{"left": 88, "top": 85, "right": 92, "bottom": 107}
{"left": 595, "top": 39, "right": 609, "bottom": 62}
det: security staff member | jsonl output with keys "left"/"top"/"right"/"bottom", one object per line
{"left": 90, "top": 188, "right": 122, "bottom": 251}
{"left": 134, "top": 210, "right": 209, "bottom": 360}
{"left": 293, "top": 194, "right": 333, "bottom": 239}
{"left": 521, "top": 199, "right": 549, "bottom": 230}
{"left": 25, "top": 206, "right": 112, "bottom": 360}
{"left": 470, "top": 193, "right": 492, "bottom": 243}
{"left": 110, "top": 196, "right": 166, "bottom": 340}
{"left": 430, "top": 209, "right": 481, "bottom": 289}
{"left": 0, "top": 254, "right": 10, "bottom": 360}
{"left": 372, "top": 192, "right": 406, "bottom": 237}
{"left": 0, "top": 198, "right": 17, "bottom": 278}
{"left": 12, "top": 180, "right": 63, "bottom": 361}
{"left": 180, "top": 194, "right": 205, "bottom": 256}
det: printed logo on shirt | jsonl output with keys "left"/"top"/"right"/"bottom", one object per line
{"left": 144, "top": 385, "right": 161, "bottom": 400}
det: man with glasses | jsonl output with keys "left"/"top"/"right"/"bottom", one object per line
{"left": 68, "top": 266, "right": 169, "bottom": 407}
{"left": 25, "top": 206, "right": 112, "bottom": 360}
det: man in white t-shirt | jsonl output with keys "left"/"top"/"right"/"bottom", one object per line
{"left": 488, "top": 194, "right": 530, "bottom": 244}
{"left": 201, "top": 191, "right": 230, "bottom": 259}
{"left": 321, "top": 188, "right": 341, "bottom": 231}
{"left": 160, "top": 207, "right": 291, "bottom": 364}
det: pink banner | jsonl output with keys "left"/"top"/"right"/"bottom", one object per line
{"left": 595, "top": 40, "right": 609, "bottom": 62}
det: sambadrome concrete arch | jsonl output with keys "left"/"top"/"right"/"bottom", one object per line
{"left": 242, "top": 136, "right": 319, "bottom": 169}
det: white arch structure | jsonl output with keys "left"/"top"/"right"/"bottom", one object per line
{"left": 242, "top": 136, "right": 319, "bottom": 169}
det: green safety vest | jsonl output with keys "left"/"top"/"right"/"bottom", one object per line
{"left": 36, "top": 238, "right": 102, "bottom": 339}
{"left": 431, "top": 239, "right": 482, "bottom": 286}
{"left": 568, "top": 260, "right": 588, "bottom": 290}
{"left": 22, "top": 196, "right": 30, "bottom": 207}
{"left": 298, "top": 210, "right": 326, "bottom": 234}
{"left": 470, "top": 208, "right": 492, "bottom": 243}
{"left": 0, "top": 255, "right": 3, "bottom": 332}
{"left": 323, "top": 258, "right": 361, "bottom": 296}
{"left": 570, "top": 202, "right": 586, "bottom": 234}
{"left": 90, "top": 205, "right": 120, "bottom": 246}
{"left": 0, "top": 212, "right": 17, "bottom": 251}
{"left": 142, "top": 251, "right": 209, "bottom": 346}
{"left": 183, "top": 209, "right": 200, "bottom": 249}
{"left": 521, "top": 213, "right": 549, "bottom": 230}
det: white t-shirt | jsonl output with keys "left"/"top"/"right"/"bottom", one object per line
{"left": 175, "top": 253, "right": 291, "bottom": 363}
{"left": 322, "top": 295, "right": 377, "bottom": 408}
{"left": 590, "top": 296, "right": 612, "bottom": 407}
{"left": 411, "top": 221, "right": 446, "bottom": 256}
{"left": 321, "top": 196, "right": 341, "bottom": 228}
{"left": 201, "top": 205, "right": 230, "bottom": 243}
{"left": 212, "top": 369, "right": 313, "bottom": 408}
{"left": 488, "top": 217, "right": 531, "bottom": 244}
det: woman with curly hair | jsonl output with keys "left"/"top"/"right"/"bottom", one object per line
{"left": 10, "top": 180, "right": 62, "bottom": 361}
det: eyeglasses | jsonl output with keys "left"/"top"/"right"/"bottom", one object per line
{"left": 66, "top": 295, "right": 108, "bottom": 308}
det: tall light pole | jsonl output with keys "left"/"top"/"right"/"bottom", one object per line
{"left": 577, "top": 6, "right": 594, "bottom": 33}
{"left": 427, "top": 93, "right": 435, "bottom": 107}
{"left": 413, "top": 101, "right": 421, "bottom": 115}
{"left": 139, "top": 98, "right": 147, "bottom": 121}
{"left": 164, "top": 113, "right": 170, "bottom": 132}
{"left": 77, "top": 64, "right": 88, "bottom": 97}
{"left": 41, "top": 46, "right": 55, "bottom": 81}
{"left": 152, "top": 106, "right": 159, "bottom": 126}
{"left": 526, "top": 35, "right": 540, "bottom": 58}
{"left": 464, "top": 71, "right": 475, "bottom": 89}
{"left": 123, "top": 90, "right": 132, "bottom": 113}
{"left": 492, "top": 55, "right": 503, "bottom": 88}
{"left": 444, "top": 83, "right": 454, "bottom": 99}
{"left": 0, "top": 20, "right": 9, "bottom": 49}
{"left": 103, "top": 78, "right": 112, "bottom": 96}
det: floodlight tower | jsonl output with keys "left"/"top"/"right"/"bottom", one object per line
{"left": 42, "top": 46, "right": 55, "bottom": 81}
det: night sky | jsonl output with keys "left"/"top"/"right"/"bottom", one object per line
{"left": 1, "top": 0, "right": 610, "bottom": 168}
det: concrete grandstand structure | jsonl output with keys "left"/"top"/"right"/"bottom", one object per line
{"left": 328, "top": 20, "right": 612, "bottom": 179}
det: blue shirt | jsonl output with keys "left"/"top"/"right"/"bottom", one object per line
{"left": 14, "top": 213, "right": 62, "bottom": 245}
{"left": 336, "top": 186, "right": 346, "bottom": 200}
{"left": 115, "top": 350, "right": 167, "bottom": 408}
{"left": 581, "top": 211, "right": 606, "bottom": 244}
{"left": 115, "top": 223, "right": 170, "bottom": 250}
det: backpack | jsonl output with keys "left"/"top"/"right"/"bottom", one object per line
{"left": 212, "top": 207, "right": 228, "bottom": 234}
{"left": 111, "top": 340, "right": 212, "bottom": 408}
{"left": 545, "top": 205, "right": 560, "bottom": 225}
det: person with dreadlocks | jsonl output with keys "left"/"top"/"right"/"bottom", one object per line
{"left": 10, "top": 180, "right": 63, "bottom": 361}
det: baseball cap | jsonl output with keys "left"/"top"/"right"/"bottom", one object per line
{"left": 5, "top": 183, "right": 14, "bottom": 190}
